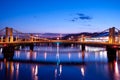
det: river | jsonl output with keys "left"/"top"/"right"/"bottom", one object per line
{"left": 0, "top": 45, "right": 120, "bottom": 80}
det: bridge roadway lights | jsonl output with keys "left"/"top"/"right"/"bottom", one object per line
{"left": 106, "top": 46, "right": 116, "bottom": 62}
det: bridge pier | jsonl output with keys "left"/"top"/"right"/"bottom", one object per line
{"left": 82, "top": 50, "right": 85, "bottom": 59}
{"left": 2, "top": 45, "right": 15, "bottom": 60}
{"left": 109, "top": 27, "right": 115, "bottom": 43}
{"left": 81, "top": 44, "right": 85, "bottom": 51}
{"left": 29, "top": 43, "right": 34, "bottom": 51}
{"left": 106, "top": 46, "right": 116, "bottom": 62}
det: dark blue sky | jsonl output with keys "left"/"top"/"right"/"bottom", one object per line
{"left": 0, "top": 0, "right": 120, "bottom": 33}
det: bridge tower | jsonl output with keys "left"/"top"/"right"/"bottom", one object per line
{"left": 5, "top": 27, "right": 13, "bottom": 42}
{"left": 30, "top": 34, "right": 34, "bottom": 41}
{"left": 109, "top": 27, "right": 115, "bottom": 43}
{"left": 5, "top": 27, "right": 9, "bottom": 42}
{"left": 81, "top": 35, "right": 85, "bottom": 51}
{"left": 10, "top": 28, "right": 13, "bottom": 42}
{"left": 81, "top": 35, "right": 85, "bottom": 42}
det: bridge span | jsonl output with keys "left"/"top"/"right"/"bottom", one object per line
{"left": 0, "top": 27, "right": 119, "bottom": 43}
{"left": 0, "top": 27, "right": 120, "bottom": 61}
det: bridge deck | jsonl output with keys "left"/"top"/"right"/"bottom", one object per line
{"left": 0, "top": 40, "right": 120, "bottom": 46}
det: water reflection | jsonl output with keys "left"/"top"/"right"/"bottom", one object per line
{"left": 117, "top": 50, "right": 120, "bottom": 60}
{"left": 78, "top": 52, "right": 81, "bottom": 59}
{"left": 107, "top": 51, "right": 116, "bottom": 62}
{"left": 0, "top": 48, "right": 2, "bottom": 53}
{"left": 55, "top": 64, "right": 62, "bottom": 80}
{"left": 3, "top": 52, "right": 14, "bottom": 60}
{"left": 0, "top": 59, "right": 119, "bottom": 80}
{"left": 2, "top": 46, "right": 14, "bottom": 60}
{"left": 82, "top": 51, "right": 85, "bottom": 59}
{"left": 26, "top": 50, "right": 37, "bottom": 60}
{"left": 44, "top": 52, "right": 47, "bottom": 60}
{"left": 68, "top": 53, "right": 71, "bottom": 60}
{"left": 15, "top": 63, "right": 19, "bottom": 80}
{"left": 114, "top": 61, "right": 119, "bottom": 76}
{"left": 56, "top": 43, "right": 60, "bottom": 65}
{"left": 26, "top": 51, "right": 30, "bottom": 59}
{"left": 6, "top": 46, "right": 111, "bottom": 63}
{"left": 86, "top": 46, "right": 105, "bottom": 52}
{"left": 10, "top": 62, "right": 14, "bottom": 80}
{"left": 4, "top": 60, "right": 15, "bottom": 80}
{"left": 15, "top": 51, "right": 20, "bottom": 58}
{"left": 0, "top": 45, "right": 120, "bottom": 80}
{"left": 33, "top": 51, "right": 37, "bottom": 59}
{"left": 108, "top": 61, "right": 120, "bottom": 80}
{"left": 31, "top": 65, "right": 38, "bottom": 80}
{"left": 0, "top": 62, "right": 3, "bottom": 70}
{"left": 81, "top": 66, "right": 85, "bottom": 76}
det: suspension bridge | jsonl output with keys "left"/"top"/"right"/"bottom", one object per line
{"left": 0, "top": 27, "right": 120, "bottom": 60}
{"left": 0, "top": 27, "right": 120, "bottom": 46}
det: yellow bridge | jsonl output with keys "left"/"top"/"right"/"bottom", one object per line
{"left": 0, "top": 27, "right": 120, "bottom": 47}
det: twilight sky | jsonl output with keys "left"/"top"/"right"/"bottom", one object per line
{"left": 0, "top": 0, "right": 120, "bottom": 33}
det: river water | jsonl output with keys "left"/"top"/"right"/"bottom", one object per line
{"left": 0, "top": 45, "right": 120, "bottom": 80}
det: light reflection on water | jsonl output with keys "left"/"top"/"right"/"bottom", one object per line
{"left": 0, "top": 61, "right": 120, "bottom": 80}
{"left": 0, "top": 46, "right": 120, "bottom": 80}
{"left": 11, "top": 46, "right": 108, "bottom": 63}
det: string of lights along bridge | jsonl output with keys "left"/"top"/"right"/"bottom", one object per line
{"left": 0, "top": 27, "right": 120, "bottom": 46}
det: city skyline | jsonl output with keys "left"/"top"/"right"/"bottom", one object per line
{"left": 0, "top": 0, "right": 120, "bottom": 33}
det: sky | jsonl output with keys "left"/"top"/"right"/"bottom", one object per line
{"left": 0, "top": 0, "right": 120, "bottom": 33}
